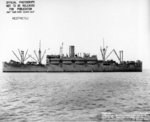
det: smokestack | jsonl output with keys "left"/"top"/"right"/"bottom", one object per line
{"left": 69, "top": 45, "right": 75, "bottom": 57}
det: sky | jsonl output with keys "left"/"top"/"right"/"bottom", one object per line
{"left": 0, "top": 0, "right": 150, "bottom": 69}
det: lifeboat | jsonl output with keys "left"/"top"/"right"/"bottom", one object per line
{"left": 75, "top": 61, "right": 85, "bottom": 65}
{"left": 87, "top": 61, "right": 97, "bottom": 64}
{"left": 63, "top": 61, "right": 72, "bottom": 64}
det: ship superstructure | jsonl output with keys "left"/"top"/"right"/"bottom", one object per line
{"left": 2, "top": 41, "right": 142, "bottom": 72}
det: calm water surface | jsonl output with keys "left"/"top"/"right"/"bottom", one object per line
{"left": 0, "top": 70, "right": 150, "bottom": 121}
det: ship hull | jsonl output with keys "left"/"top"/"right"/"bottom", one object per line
{"left": 3, "top": 62, "right": 142, "bottom": 72}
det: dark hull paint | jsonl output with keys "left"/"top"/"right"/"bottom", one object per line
{"left": 3, "top": 62, "right": 142, "bottom": 72}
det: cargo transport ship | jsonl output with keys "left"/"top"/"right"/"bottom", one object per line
{"left": 2, "top": 41, "right": 142, "bottom": 72}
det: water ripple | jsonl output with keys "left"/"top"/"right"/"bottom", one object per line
{"left": 0, "top": 71, "right": 150, "bottom": 121}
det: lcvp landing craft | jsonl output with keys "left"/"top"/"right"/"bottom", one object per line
{"left": 2, "top": 41, "right": 142, "bottom": 72}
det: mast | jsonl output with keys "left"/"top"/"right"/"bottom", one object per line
{"left": 18, "top": 49, "right": 25, "bottom": 64}
{"left": 122, "top": 50, "right": 123, "bottom": 62}
{"left": 33, "top": 40, "right": 46, "bottom": 64}
{"left": 100, "top": 38, "right": 107, "bottom": 61}
{"left": 103, "top": 38, "right": 105, "bottom": 50}
{"left": 38, "top": 40, "right": 42, "bottom": 64}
